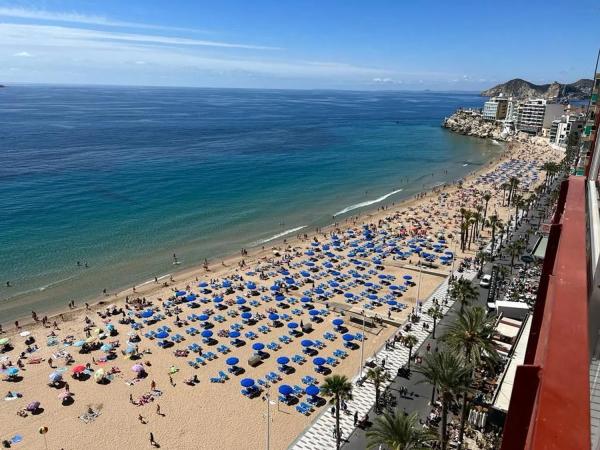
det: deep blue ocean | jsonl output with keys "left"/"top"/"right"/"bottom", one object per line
{"left": 0, "top": 85, "right": 499, "bottom": 322}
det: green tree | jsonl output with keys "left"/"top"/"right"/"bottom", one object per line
{"left": 449, "top": 278, "right": 479, "bottom": 314}
{"left": 366, "top": 411, "right": 438, "bottom": 450}
{"left": 321, "top": 375, "right": 353, "bottom": 450}
{"left": 366, "top": 366, "right": 390, "bottom": 412}
{"left": 403, "top": 334, "right": 419, "bottom": 370}
{"left": 443, "top": 306, "right": 501, "bottom": 445}
{"left": 427, "top": 305, "right": 444, "bottom": 339}
{"left": 481, "top": 192, "right": 492, "bottom": 231}
{"left": 417, "top": 351, "right": 472, "bottom": 450}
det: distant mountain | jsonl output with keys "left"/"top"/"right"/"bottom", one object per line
{"left": 481, "top": 78, "right": 593, "bottom": 100}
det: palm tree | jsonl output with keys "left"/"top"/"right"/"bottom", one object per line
{"left": 507, "top": 177, "right": 519, "bottom": 207}
{"left": 443, "top": 306, "right": 500, "bottom": 445}
{"left": 512, "top": 194, "right": 523, "bottom": 225}
{"left": 449, "top": 278, "right": 478, "bottom": 314}
{"left": 366, "top": 411, "right": 438, "bottom": 450}
{"left": 507, "top": 240, "right": 525, "bottom": 271}
{"left": 403, "top": 334, "right": 418, "bottom": 370}
{"left": 427, "top": 306, "right": 444, "bottom": 339}
{"left": 417, "top": 351, "right": 472, "bottom": 450}
{"left": 366, "top": 366, "right": 390, "bottom": 412}
{"left": 487, "top": 214, "right": 499, "bottom": 260}
{"left": 500, "top": 182, "right": 511, "bottom": 206}
{"left": 481, "top": 192, "right": 492, "bottom": 230}
{"left": 321, "top": 375, "right": 353, "bottom": 450}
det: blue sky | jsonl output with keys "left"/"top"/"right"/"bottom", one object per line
{"left": 1, "top": 0, "right": 599, "bottom": 90}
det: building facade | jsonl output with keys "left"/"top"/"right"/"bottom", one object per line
{"left": 549, "top": 113, "right": 586, "bottom": 147}
{"left": 483, "top": 95, "right": 509, "bottom": 121}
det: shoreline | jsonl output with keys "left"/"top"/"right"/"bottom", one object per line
{"left": 2, "top": 140, "right": 508, "bottom": 332}
{"left": 0, "top": 137, "right": 563, "bottom": 450}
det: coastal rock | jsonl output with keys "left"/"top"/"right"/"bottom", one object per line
{"left": 441, "top": 110, "right": 507, "bottom": 140}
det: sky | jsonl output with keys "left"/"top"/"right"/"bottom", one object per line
{"left": 0, "top": 0, "right": 599, "bottom": 90}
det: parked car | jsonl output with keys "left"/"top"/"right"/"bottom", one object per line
{"left": 479, "top": 274, "right": 492, "bottom": 288}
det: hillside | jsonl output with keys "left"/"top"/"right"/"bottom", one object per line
{"left": 481, "top": 78, "right": 593, "bottom": 100}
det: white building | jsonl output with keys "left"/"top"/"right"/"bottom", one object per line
{"left": 549, "top": 113, "right": 586, "bottom": 147}
{"left": 483, "top": 95, "right": 509, "bottom": 121}
{"left": 517, "top": 99, "right": 547, "bottom": 134}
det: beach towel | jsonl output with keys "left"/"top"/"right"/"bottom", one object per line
{"left": 79, "top": 410, "right": 101, "bottom": 424}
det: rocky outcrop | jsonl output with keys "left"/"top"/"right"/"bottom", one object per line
{"left": 481, "top": 78, "right": 593, "bottom": 100}
{"left": 442, "top": 110, "right": 507, "bottom": 140}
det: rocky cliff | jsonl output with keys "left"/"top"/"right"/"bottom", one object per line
{"left": 442, "top": 110, "right": 506, "bottom": 140}
{"left": 481, "top": 78, "right": 593, "bottom": 100}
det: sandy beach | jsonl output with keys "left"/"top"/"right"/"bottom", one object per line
{"left": 0, "top": 137, "right": 562, "bottom": 450}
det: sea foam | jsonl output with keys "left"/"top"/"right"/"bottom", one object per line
{"left": 334, "top": 189, "right": 402, "bottom": 216}
{"left": 254, "top": 225, "right": 308, "bottom": 245}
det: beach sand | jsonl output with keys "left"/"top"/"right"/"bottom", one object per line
{"left": 0, "top": 138, "right": 562, "bottom": 450}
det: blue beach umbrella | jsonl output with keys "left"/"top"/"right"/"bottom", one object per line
{"left": 279, "top": 385, "right": 293, "bottom": 396}
{"left": 198, "top": 314, "right": 210, "bottom": 321}
{"left": 314, "top": 288, "right": 325, "bottom": 295}
{"left": 301, "top": 340, "right": 314, "bottom": 348}
{"left": 344, "top": 292, "right": 354, "bottom": 299}
{"left": 198, "top": 281, "right": 208, "bottom": 288}
{"left": 246, "top": 282, "right": 256, "bottom": 290}
{"left": 389, "top": 285, "right": 400, "bottom": 291}
{"left": 252, "top": 342, "right": 265, "bottom": 351}
{"left": 222, "top": 280, "right": 232, "bottom": 288}
{"left": 186, "top": 294, "right": 197, "bottom": 302}
{"left": 306, "top": 385, "right": 320, "bottom": 396}
{"left": 308, "top": 310, "right": 320, "bottom": 317}
{"left": 301, "top": 296, "right": 312, "bottom": 303}
{"left": 201, "top": 330, "right": 213, "bottom": 338}
{"left": 329, "top": 281, "right": 339, "bottom": 288}
{"left": 241, "top": 312, "right": 252, "bottom": 320}
{"left": 277, "top": 356, "right": 290, "bottom": 365}
{"left": 332, "top": 318, "right": 344, "bottom": 326}
{"left": 300, "top": 271, "right": 311, "bottom": 277}
{"left": 269, "top": 313, "right": 279, "bottom": 321}
{"left": 313, "top": 357, "right": 326, "bottom": 366}
{"left": 368, "top": 294, "right": 378, "bottom": 300}
{"left": 229, "top": 331, "right": 241, "bottom": 339}
{"left": 226, "top": 357, "right": 239, "bottom": 366}
{"left": 140, "top": 310, "right": 154, "bottom": 318}
{"left": 240, "top": 378, "right": 255, "bottom": 388}
{"left": 175, "top": 290, "right": 186, "bottom": 297}
{"left": 155, "top": 331, "right": 169, "bottom": 339}
{"left": 287, "top": 322, "right": 299, "bottom": 329}
{"left": 387, "top": 300, "right": 398, "bottom": 306}
{"left": 275, "top": 294, "right": 286, "bottom": 302}
{"left": 403, "top": 275, "right": 413, "bottom": 281}
{"left": 342, "top": 334, "right": 354, "bottom": 342}
{"left": 213, "top": 296, "right": 224, "bottom": 304}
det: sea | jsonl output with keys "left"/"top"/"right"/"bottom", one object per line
{"left": 0, "top": 85, "right": 501, "bottom": 323}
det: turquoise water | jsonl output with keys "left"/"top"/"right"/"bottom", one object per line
{"left": 0, "top": 86, "right": 497, "bottom": 322}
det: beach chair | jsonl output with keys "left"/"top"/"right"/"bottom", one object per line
{"left": 293, "top": 385, "right": 304, "bottom": 395}
{"left": 210, "top": 376, "right": 222, "bottom": 383}
{"left": 326, "top": 356, "right": 338, "bottom": 366}
{"left": 314, "top": 340, "right": 325, "bottom": 349}
{"left": 218, "top": 371, "right": 229, "bottom": 382}
{"left": 355, "top": 333, "right": 365, "bottom": 342}
{"left": 195, "top": 357, "right": 206, "bottom": 365}
{"left": 188, "top": 360, "right": 198, "bottom": 368}
{"left": 292, "top": 354, "right": 305, "bottom": 364}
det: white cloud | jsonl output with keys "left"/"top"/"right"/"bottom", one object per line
{"left": 13, "top": 51, "right": 31, "bottom": 57}
{"left": 0, "top": 23, "right": 279, "bottom": 51}
{"left": 0, "top": 6, "right": 208, "bottom": 33}
{"left": 0, "top": 23, "right": 386, "bottom": 81}
{"left": 372, "top": 77, "right": 402, "bottom": 84}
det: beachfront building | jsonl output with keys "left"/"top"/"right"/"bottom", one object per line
{"left": 549, "top": 113, "right": 586, "bottom": 147}
{"left": 516, "top": 99, "right": 547, "bottom": 134}
{"left": 499, "top": 76, "right": 600, "bottom": 449}
{"left": 516, "top": 99, "right": 564, "bottom": 135}
{"left": 483, "top": 95, "right": 509, "bottom": 121}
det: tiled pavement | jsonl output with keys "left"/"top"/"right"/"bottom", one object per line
{"left": 289, "top": 269, "right": 477, "bottom": 450}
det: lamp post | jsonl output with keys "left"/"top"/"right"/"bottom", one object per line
{"left": 416, "top": 255, "right": 423, "bottom": 313}
{"left": 358, "top": 309, "right": 366, "bottom": 381}
{"left": 263, "top": 390, "right": 275, "bottom": 450}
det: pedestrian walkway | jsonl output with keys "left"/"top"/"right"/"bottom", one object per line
{"left": 289, "top": 269, "right": 477, "bottom": 450}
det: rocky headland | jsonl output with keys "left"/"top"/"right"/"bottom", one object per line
{"left": 442, "top": 109, "right": 507, "bottom": 140}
